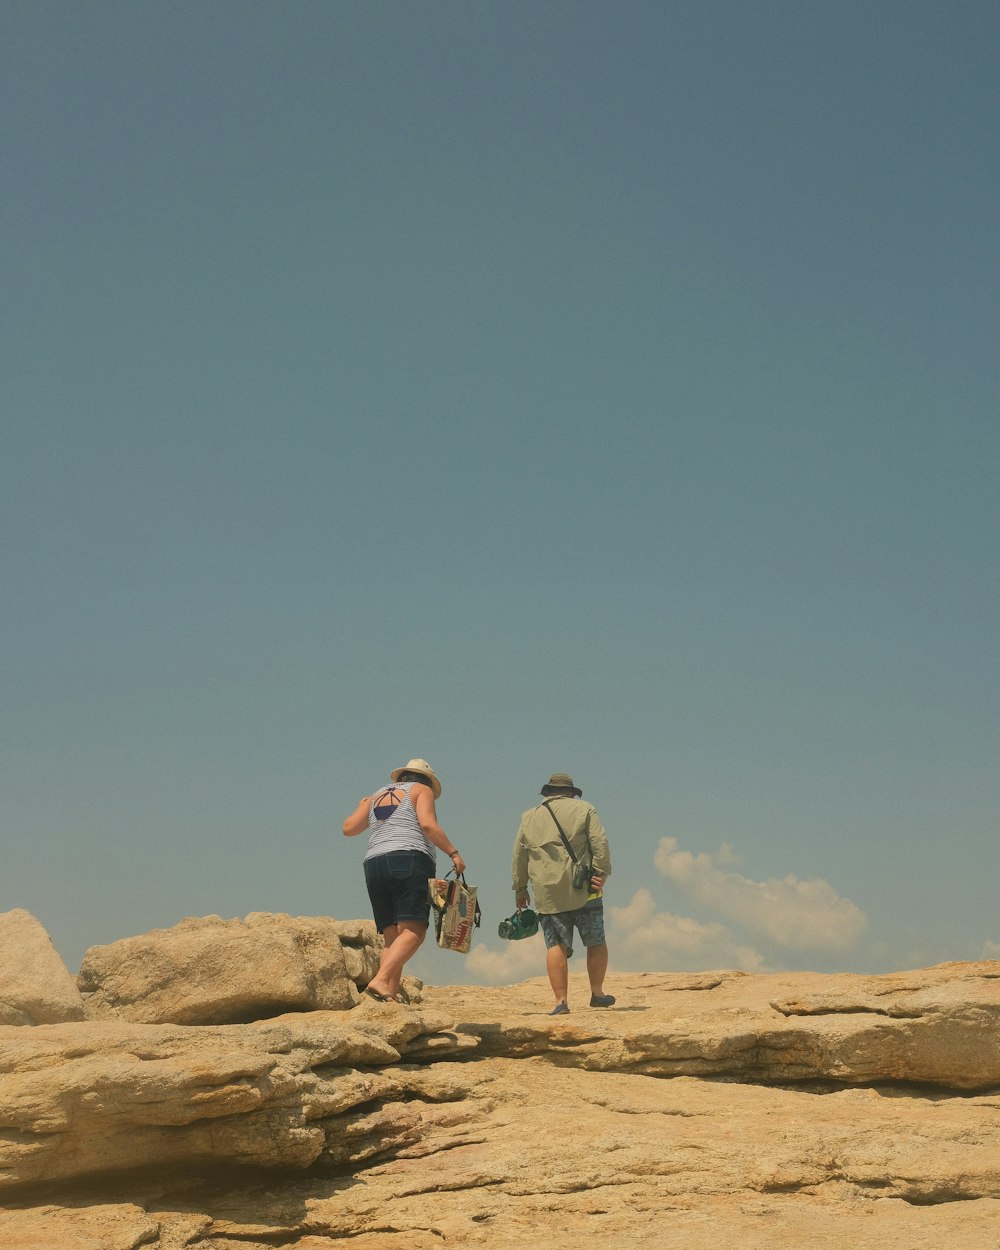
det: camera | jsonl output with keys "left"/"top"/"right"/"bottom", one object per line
{"left": 572, "top": 862, "right": 592, "bottom": 890}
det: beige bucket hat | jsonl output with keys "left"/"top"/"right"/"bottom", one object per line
{"left": 540, "top": 772, "right": 582, "bottom": 798}
{"left": 390, "top": 758, "right": 442, "bottom": 798}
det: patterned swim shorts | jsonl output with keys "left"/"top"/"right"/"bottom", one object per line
{"left": 538, "top": 898, "right": 606, "bottom": 957}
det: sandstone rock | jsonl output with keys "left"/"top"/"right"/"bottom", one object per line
{"left": 4, "top": 961, "right": 1000, "bottom": 1248}
{"left": 0, "top": 909, "right": 86, "bottom": 1025}
{"left": 77, "top": 913, "right": 382, "bottom": 1024}
{"left": 434, "top": 963, "right": 1000, "bottom": 1089}
{"left": 0, "top": 1002, "right": 477, "bottom": 1190}
{"left": 0, "top": 1203, "right": 162, "bottom": 1250}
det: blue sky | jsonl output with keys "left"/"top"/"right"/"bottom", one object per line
{"left": 3, "top": 1, "right": 997, "bottom": 985}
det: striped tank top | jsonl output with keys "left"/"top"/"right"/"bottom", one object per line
{"left": 362, "top": 780, "right": 437, "bottom": 867}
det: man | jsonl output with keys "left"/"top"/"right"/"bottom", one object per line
{"left": 512, "top": 772, "right": 614, "bottom": 1015}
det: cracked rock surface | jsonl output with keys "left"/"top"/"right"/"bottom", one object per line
{"left": 3, "top": 962, "right": 1000, "bottom": 1248}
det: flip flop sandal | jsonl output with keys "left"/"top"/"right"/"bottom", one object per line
{"left": 364, "top": 987, "right": 393, "bottom": 1003}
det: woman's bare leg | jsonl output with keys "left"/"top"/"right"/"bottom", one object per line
{"left": 367, "top": 921, "right": 427, "bottom": 997}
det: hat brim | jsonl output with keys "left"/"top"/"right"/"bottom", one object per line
{"left": 540, "top": 785, "right": 582, "bottom": 798}
{"left": 390, "top": 766, "right": 442, "bottom": 799}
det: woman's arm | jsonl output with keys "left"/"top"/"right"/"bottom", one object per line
{"left": 342, "top": 797, "right": 371, "bottom": 837}
{"left": 412, "top": 784, "right": 466, "bottom": 874}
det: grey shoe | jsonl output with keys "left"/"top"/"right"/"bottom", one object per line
{"left": 589, "top": 993, "right": 616, "bottom": 1008}
{"left": 549, "top": 1001, "right": 570, "bottom": 1015}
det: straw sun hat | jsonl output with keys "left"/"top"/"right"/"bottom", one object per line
{"left": 390, "top": 758, "right": 442, "bottom": 799}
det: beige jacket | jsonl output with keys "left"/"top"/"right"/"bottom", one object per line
{"left": 512, "top": 796, "right": 612, "bottom": 915}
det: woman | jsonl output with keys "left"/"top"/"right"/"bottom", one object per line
{"left": 343, "top": 757, "right": 466, "bottom": 1003}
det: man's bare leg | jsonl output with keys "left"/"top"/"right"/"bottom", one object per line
{"left": 546, "top": 943, "right": 570, "bottom": 1007}
{"left": 586, "top": 942, "right": 609, "bottom": 995}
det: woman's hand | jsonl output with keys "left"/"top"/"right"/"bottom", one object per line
{"left": 450, "top": 852, "right": 467, "bottom": 874}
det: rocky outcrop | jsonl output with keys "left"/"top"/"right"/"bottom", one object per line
{"left": 436, "top": 962, "right": 1000, "bottom": 1089}
{"left": 0, "top": 1004, "right": 477, "bottom": 1191}
{"left": 77, "top": 913, "right": 383, "bottom": 1024}
{"left": 3, "top": 957, "right": 1000, "bottom": 1248}
{"left": 0, "top": 909, "right": 86, "bottom": 1025}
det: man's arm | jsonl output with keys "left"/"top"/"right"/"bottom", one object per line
{"left": 512, "top": 821, "right": 530, "bottom": 907}
{"left": 587, "top": 808, "right": 611, "bottom": 887}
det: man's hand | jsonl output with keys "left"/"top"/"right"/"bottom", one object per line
{"left": 589, "top": 876, "right": 604, "bottom": 892}
{"left": 515, "top": 890, "right": 530, "bottom": 909}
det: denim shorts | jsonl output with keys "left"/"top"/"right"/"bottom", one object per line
{"left": 539, "top": 898, "right": 606, "bottom": 957}
{"left": 363, "top": 850, "right": 435, "bottom": 933}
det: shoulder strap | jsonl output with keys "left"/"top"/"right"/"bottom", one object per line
{"left": 542, "top": 800, "right": 590, "bottom": 864}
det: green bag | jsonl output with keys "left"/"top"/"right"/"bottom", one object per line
{"left": 498, "top": 908, "right": 539, "bottom": 940}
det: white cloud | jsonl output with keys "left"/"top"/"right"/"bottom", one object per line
{"left": 653, "top": 837, "right": 867, "bottom": 953}
{"left": 462, "top": 837, "right": 865, "bottom": 984}
{"left": 608, "top": 888, "right": 767, "bottom": 973}
{"left": 980, "top": 941, "right": 1000, "bottom": 960}
{"left": 465, "top": 933, "right": 547, "bottom": 984}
